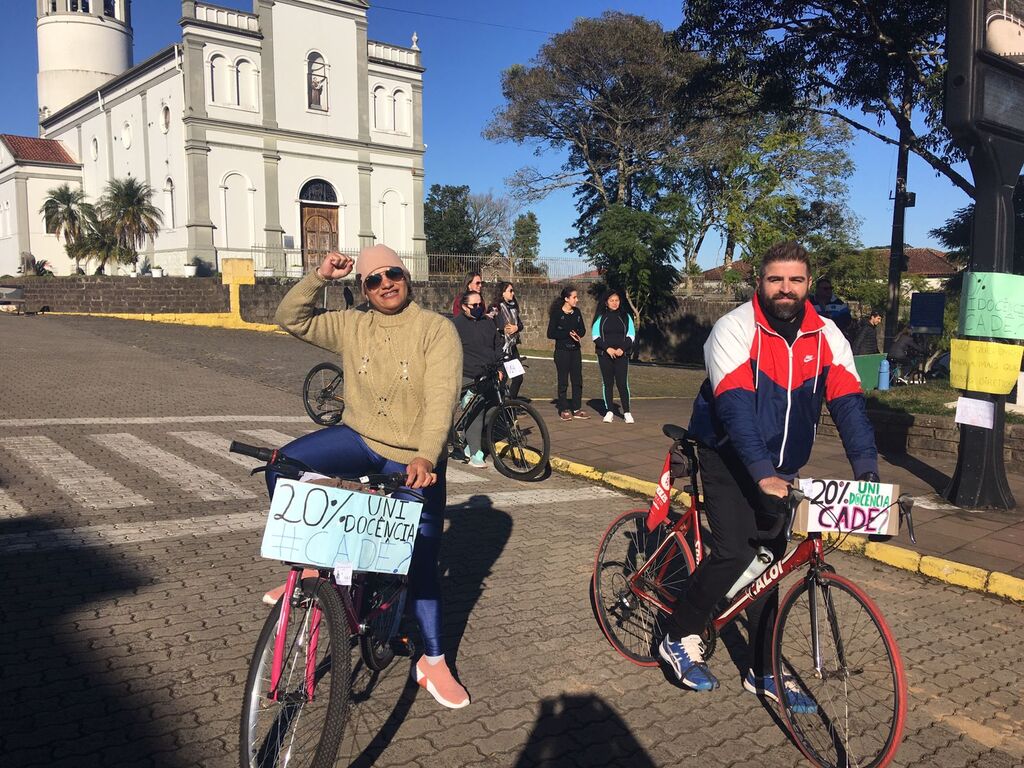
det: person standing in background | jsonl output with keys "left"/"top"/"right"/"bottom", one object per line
{"left": 547, "top": 286, "right": 588, "bottom": 422}
{"left": 592, "top": 289, "right": 636, "bottom": 423}
{"left": 850, "top": 309, "right": 883, "bottom": 356}
{"left": 452, "top": 271, "right": 482, "bottom": 317}
{"left": 491, "top": 281, "right": 525, "bottom": 399}
{"left": 810, "top": 276, "right": 852, "bottom": 335}
{"left": 453, "top": 290, "right": 503, "bottom": 468}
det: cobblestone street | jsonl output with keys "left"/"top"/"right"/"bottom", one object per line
{"left": 1, "top": 315, "right": 1021, "bottom": 767}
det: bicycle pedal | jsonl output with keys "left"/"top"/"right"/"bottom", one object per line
{"left": 390, "top": 635, "right": 415, "bottom": 657}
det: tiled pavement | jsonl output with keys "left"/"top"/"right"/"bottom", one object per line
{"left": 0, "top": 315, "right": 1021, "bottom": 767}
{"left": 544, "top": 397, "right": 1024, "bottom": 578}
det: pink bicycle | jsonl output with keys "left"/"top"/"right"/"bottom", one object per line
{"left": 231, "top": 441, "right": 422, "bottom": 768}
{"left": 591, "top": 425, "right": 917, "bottom": 768}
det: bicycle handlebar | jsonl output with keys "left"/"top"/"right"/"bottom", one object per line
{"left": 755, "top": 487, "right": 805, "bottom": 543}
{"left": 229, "top": 441, "right": 415, "bottom": 497}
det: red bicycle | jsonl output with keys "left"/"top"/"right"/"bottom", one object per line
{"left": 591, "top": 424, "right": 917, "bottom": 768}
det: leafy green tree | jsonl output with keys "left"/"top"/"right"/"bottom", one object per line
{"left": 484, "top": 12, "right": 697, "bottom": 230}
{"left": 39, "top": 184, "right": 94, "bottom": 270}
{"left": 509, "top": 212, "right": 544, "bottom": 275}
{"left": 97, "top": 177, "right": 162, "bottom": 265}
{"left": 677, "top": 0, "right": 971, "bottom": 196}
{"left": 587, "top": 205, "right": 680, "bottom": 344}
{"left": 77, "top": 209, "right": 128, "bottom": 274}
{"left": 424, "top": 183, "right": 475, "bottom": 254}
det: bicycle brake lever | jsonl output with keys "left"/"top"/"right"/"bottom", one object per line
{"left": 898, "top": 494, "right": 917, "bottom": 544}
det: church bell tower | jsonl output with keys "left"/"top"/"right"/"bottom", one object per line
{"left": 36, "top": 0, "right": 133, "bottom": 124}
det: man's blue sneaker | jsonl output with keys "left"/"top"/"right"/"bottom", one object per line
{"left": 743, "top": 670, "right": 818, "bottom": 714}
{"left": 658, "top": 634, "right": 718, "bottom": 691}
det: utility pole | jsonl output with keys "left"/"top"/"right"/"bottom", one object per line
{"left": 884, "top": 112, "right": 912, "bottom": 354}
{"left": 943, "top": 0, "right": 1024, "bottom": 509}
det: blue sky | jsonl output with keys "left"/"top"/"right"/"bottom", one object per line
{"left": 0, "top": 1, "right": 973, "bottom": 268}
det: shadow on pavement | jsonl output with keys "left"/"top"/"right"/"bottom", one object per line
{"left": 439, "top": 494, "right": 513, "bottom": 666}
{"left": 338, "top": 658, "right": 421, "bottom": 768}
{"left": 512, "top": 693, "right": 656, "bottom": 767}
{"left": 879, "top": 448, "right": 951, "bottom": 492}
{"left": 0, "top": 516, "right": 189, "bottom": 767}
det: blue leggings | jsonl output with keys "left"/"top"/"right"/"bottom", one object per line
{"left": 265, "top": 426, "right": 446, "bottom": 657}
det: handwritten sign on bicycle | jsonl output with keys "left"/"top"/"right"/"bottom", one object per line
{"left": 793, "top": 479, "right": 900, "bottom": 537}
{"left": 261, "top": 479, "right": 422, "bottom": 574}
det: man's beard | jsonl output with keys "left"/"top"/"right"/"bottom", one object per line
{"left": 759, "top": 287, "right": 805, "bottom": 321}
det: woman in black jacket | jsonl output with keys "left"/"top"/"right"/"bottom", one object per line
{"left": 547, "top": 285, "right": 588, "bottom": 421}
{"left": 491, "top": 281, "right": 525, "bottom": 399}
{"left": 592, "top": 289, "right": 636, "bottom": 423}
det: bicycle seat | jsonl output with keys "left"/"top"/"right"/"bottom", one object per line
{"left": 662, "top": 424, "right": 689, "bottom": 441}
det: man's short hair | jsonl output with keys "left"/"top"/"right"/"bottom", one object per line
{"left": 761, "top": 240, "right": 811, "bottom": 272}
{"left": 869, "top": 308, "right": 883, "bottom": 318}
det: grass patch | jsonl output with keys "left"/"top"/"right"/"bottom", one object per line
{"left": 867, "top": 382, "right": 1024, "bottom": 425}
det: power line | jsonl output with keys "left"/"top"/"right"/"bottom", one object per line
{"left": 372, "top": 4, "right": 554, "bottom": 36}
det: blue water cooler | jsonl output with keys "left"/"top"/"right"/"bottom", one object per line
{"left": 878, "top": 358, "right": 890, "bottom": 391}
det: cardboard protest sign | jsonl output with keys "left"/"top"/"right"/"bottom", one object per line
{"left": 793, "top": 479, "right": 900, "bottom": 537}
{"left": 959, "top": 271, "right": 1024, "bottom": 340}
{"left": 950, "top": 338, "right": 1024, "bottom": 395}
{"left": 261, "top": 479, "right": 421, "bottom": 574}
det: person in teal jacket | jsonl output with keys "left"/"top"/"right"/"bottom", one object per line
{"left": 592, "top": 289, "right": 636, "bottom": 423}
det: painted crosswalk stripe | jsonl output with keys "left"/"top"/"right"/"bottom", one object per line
{"left": 0, "top": 486, "right": 624, "bottom": 552}
{"left": 239, "top": 429, "right": 303, "bottom": 446}
{"left": 0, "top": 489, "right": 30, "bottom": 519}
{"left": 90, "top": 433, "right": 255, "bottom": 501}
{"left": 169, "top": 431, "right": 260, "bottom": 468}
{"left": 0, "top": 435, "right": 152, "bottom": 510}
{"left": 0, "top": 416, "right": 311, "bottom": 428}
{"left": 445, "top": 467, "right": 488, "bottom": 485}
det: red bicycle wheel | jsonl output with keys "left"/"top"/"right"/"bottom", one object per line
{"left": 591, "top": 509, "right": 696, "bottom": 666}
{"left": 773, "top": 571, "right": 907, "bottom": 768}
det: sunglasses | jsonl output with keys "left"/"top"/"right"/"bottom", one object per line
{"left": 364, "top": 266, "right": 405, "bottom": 290}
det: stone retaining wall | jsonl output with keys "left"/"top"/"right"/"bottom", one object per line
{"left": 818, "top": 410, "right": 1024, "bottom": 471}
{"left": 2, "top": 276, "right": 230, "bottom": 314}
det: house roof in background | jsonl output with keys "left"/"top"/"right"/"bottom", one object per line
{"left": 0, "top": 134, "right": 78, "bottom": 166}
{"left": 702, "top": 262, "right": 753, "bottom": 280}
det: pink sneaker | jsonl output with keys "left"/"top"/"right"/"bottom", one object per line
{"left": 414, "top": 656, "right": 470, "bottom": 709}
{"left": 262, "top": 568, "right": 319, "bottom": 606}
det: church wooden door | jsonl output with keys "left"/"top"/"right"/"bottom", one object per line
{"left": 301, "top": 205, "right": 338, "bottom": 270}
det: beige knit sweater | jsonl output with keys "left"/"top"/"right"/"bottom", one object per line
{"left": 275, "top": 271, "right": 462, "bottom": 466}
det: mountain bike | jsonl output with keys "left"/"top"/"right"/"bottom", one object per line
{"left": 449, "top": 361, "right": 550, "bottom": 480}
{"left": 591, "top": 424, "right": 917, "bottom": 768}
{"left": 302, "top": 362, "right": 344, "bottom": 426}
{"left": 233, "top": 441, "right": 420, "bottom": 768}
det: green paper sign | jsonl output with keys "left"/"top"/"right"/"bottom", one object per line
{"left": 959, "top": 271, "right": 1024, "bottom": 340}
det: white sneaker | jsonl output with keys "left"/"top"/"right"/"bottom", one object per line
{"left": 623, "top": 412, "right": 634, "bottom": 424}
{"left": 603, "top": 411, "right": 614, "bottom": 423}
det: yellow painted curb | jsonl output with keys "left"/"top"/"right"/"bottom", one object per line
{"left": 52, "top": 311, "right": 283, "bottom": 334}
{"left": 986, "top": 572, "right": 1024, "bottom": 602}
{"left": 823, "top": 533, "right": 866, "bottom": 554}
{"left": 601, "top": 471, "right": 657, "bottom": 496}
{"left": 920, "top": 556, "right": 989, "bottom": 591}
{"left": 548, "top": 457, "right": 604, "bottom": 481}
{"left": 864, "top": 542, "right": 922, "bottom": 572}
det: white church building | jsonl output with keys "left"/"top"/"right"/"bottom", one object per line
{"left": 0, "top": 0, "right": 427, "bottom": 277}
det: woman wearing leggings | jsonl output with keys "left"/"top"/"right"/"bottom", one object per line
{"left": 270, "top": 244, "right": 470, "bottom": 710}
{"left": 592, "top": 288, "right": 635, "bottom": 423}
{"left": 547, "top": 285, "right": 588, "bottom": 421}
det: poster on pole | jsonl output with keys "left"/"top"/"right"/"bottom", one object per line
{"left": 959, "top": 271, "right": 1024, "bottom": 340}
{"left": 950, "top": 338, "right": 1024, "bottom": 394}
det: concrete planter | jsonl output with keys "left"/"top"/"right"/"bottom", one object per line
{"left": 151, "top": 268, "right": 164, "bottom": 278}
{"left": 183, "top": 264, "right": 198, "bottom": 278}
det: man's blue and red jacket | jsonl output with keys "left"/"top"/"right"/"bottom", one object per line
{"left": 688, "top": 297, "right": 878, "bottom": 482}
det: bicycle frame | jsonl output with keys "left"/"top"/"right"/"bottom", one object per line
{"left": 266, "top": 565, "right": 403, "bottom": 702}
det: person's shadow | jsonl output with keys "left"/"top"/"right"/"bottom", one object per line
{"left": 335, "top": 493, "right": 512, "bottom": 765}
{"left": 512, "top": 693, "right": 657, "bottom": 767}
{"left": 0, "top": 515, "right": 190, "bottom": 767}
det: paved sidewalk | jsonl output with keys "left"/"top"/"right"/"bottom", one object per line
{"left": 546, "top": 397, "right": 1024, "bottom": 579}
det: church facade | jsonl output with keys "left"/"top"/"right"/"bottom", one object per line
{"left": 0, "top": 0, "right": 426, "bottom": 277}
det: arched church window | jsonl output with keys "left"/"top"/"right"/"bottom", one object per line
{"left": 392, "top": 89, "right": 406, "bottom": 134}
{"left": 161, "top": 105, "right": 171, "bottom": 134}
{"left": 299, "top": 179, "right": 337, "bottom": 204}
{"left": 209, "top": 54, "right": 230, "bottom": 104}
{"left": 90, "top": 137, "right": 98, "bottom": 161}
{"left": 372, "top": 86, "right": 391, "bottom": 130}
{"left": 236, "top": 59, "right": 257, "bottom": 110}
{"left": 70, "top": 1, "right": 91, "bottom": 12}
{"left": 164, "top": 178, "right": 175, "bottom": 229}
{"left": 307, "top": 53, "right": 327, "bottom": 111}
{"left": 121, "top": 122, "right": 132, "bottom": 149}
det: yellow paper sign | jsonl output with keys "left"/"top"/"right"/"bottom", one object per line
{"left": 950, "top": 339, "right": 1024, "bottom": 394}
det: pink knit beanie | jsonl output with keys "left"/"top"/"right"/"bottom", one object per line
{"left": 355, "top": 245, "right": 405, "bottom": 283}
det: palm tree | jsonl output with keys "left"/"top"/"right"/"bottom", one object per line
{"left": 77, "top": 210, "right": 126, "bottom": 274}
{"left": 97, "top": 177, "right": 163, "bottom": 266}
{"left": 39, "top": 184, "right": 94, "bottom": 271}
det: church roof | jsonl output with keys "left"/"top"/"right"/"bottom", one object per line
{"left": 0, "top": 134, "right": 78, "bottom": 166}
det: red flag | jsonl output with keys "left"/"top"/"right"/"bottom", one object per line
{"left": 645, "top": 453, "right": 673, "bottom": 531}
